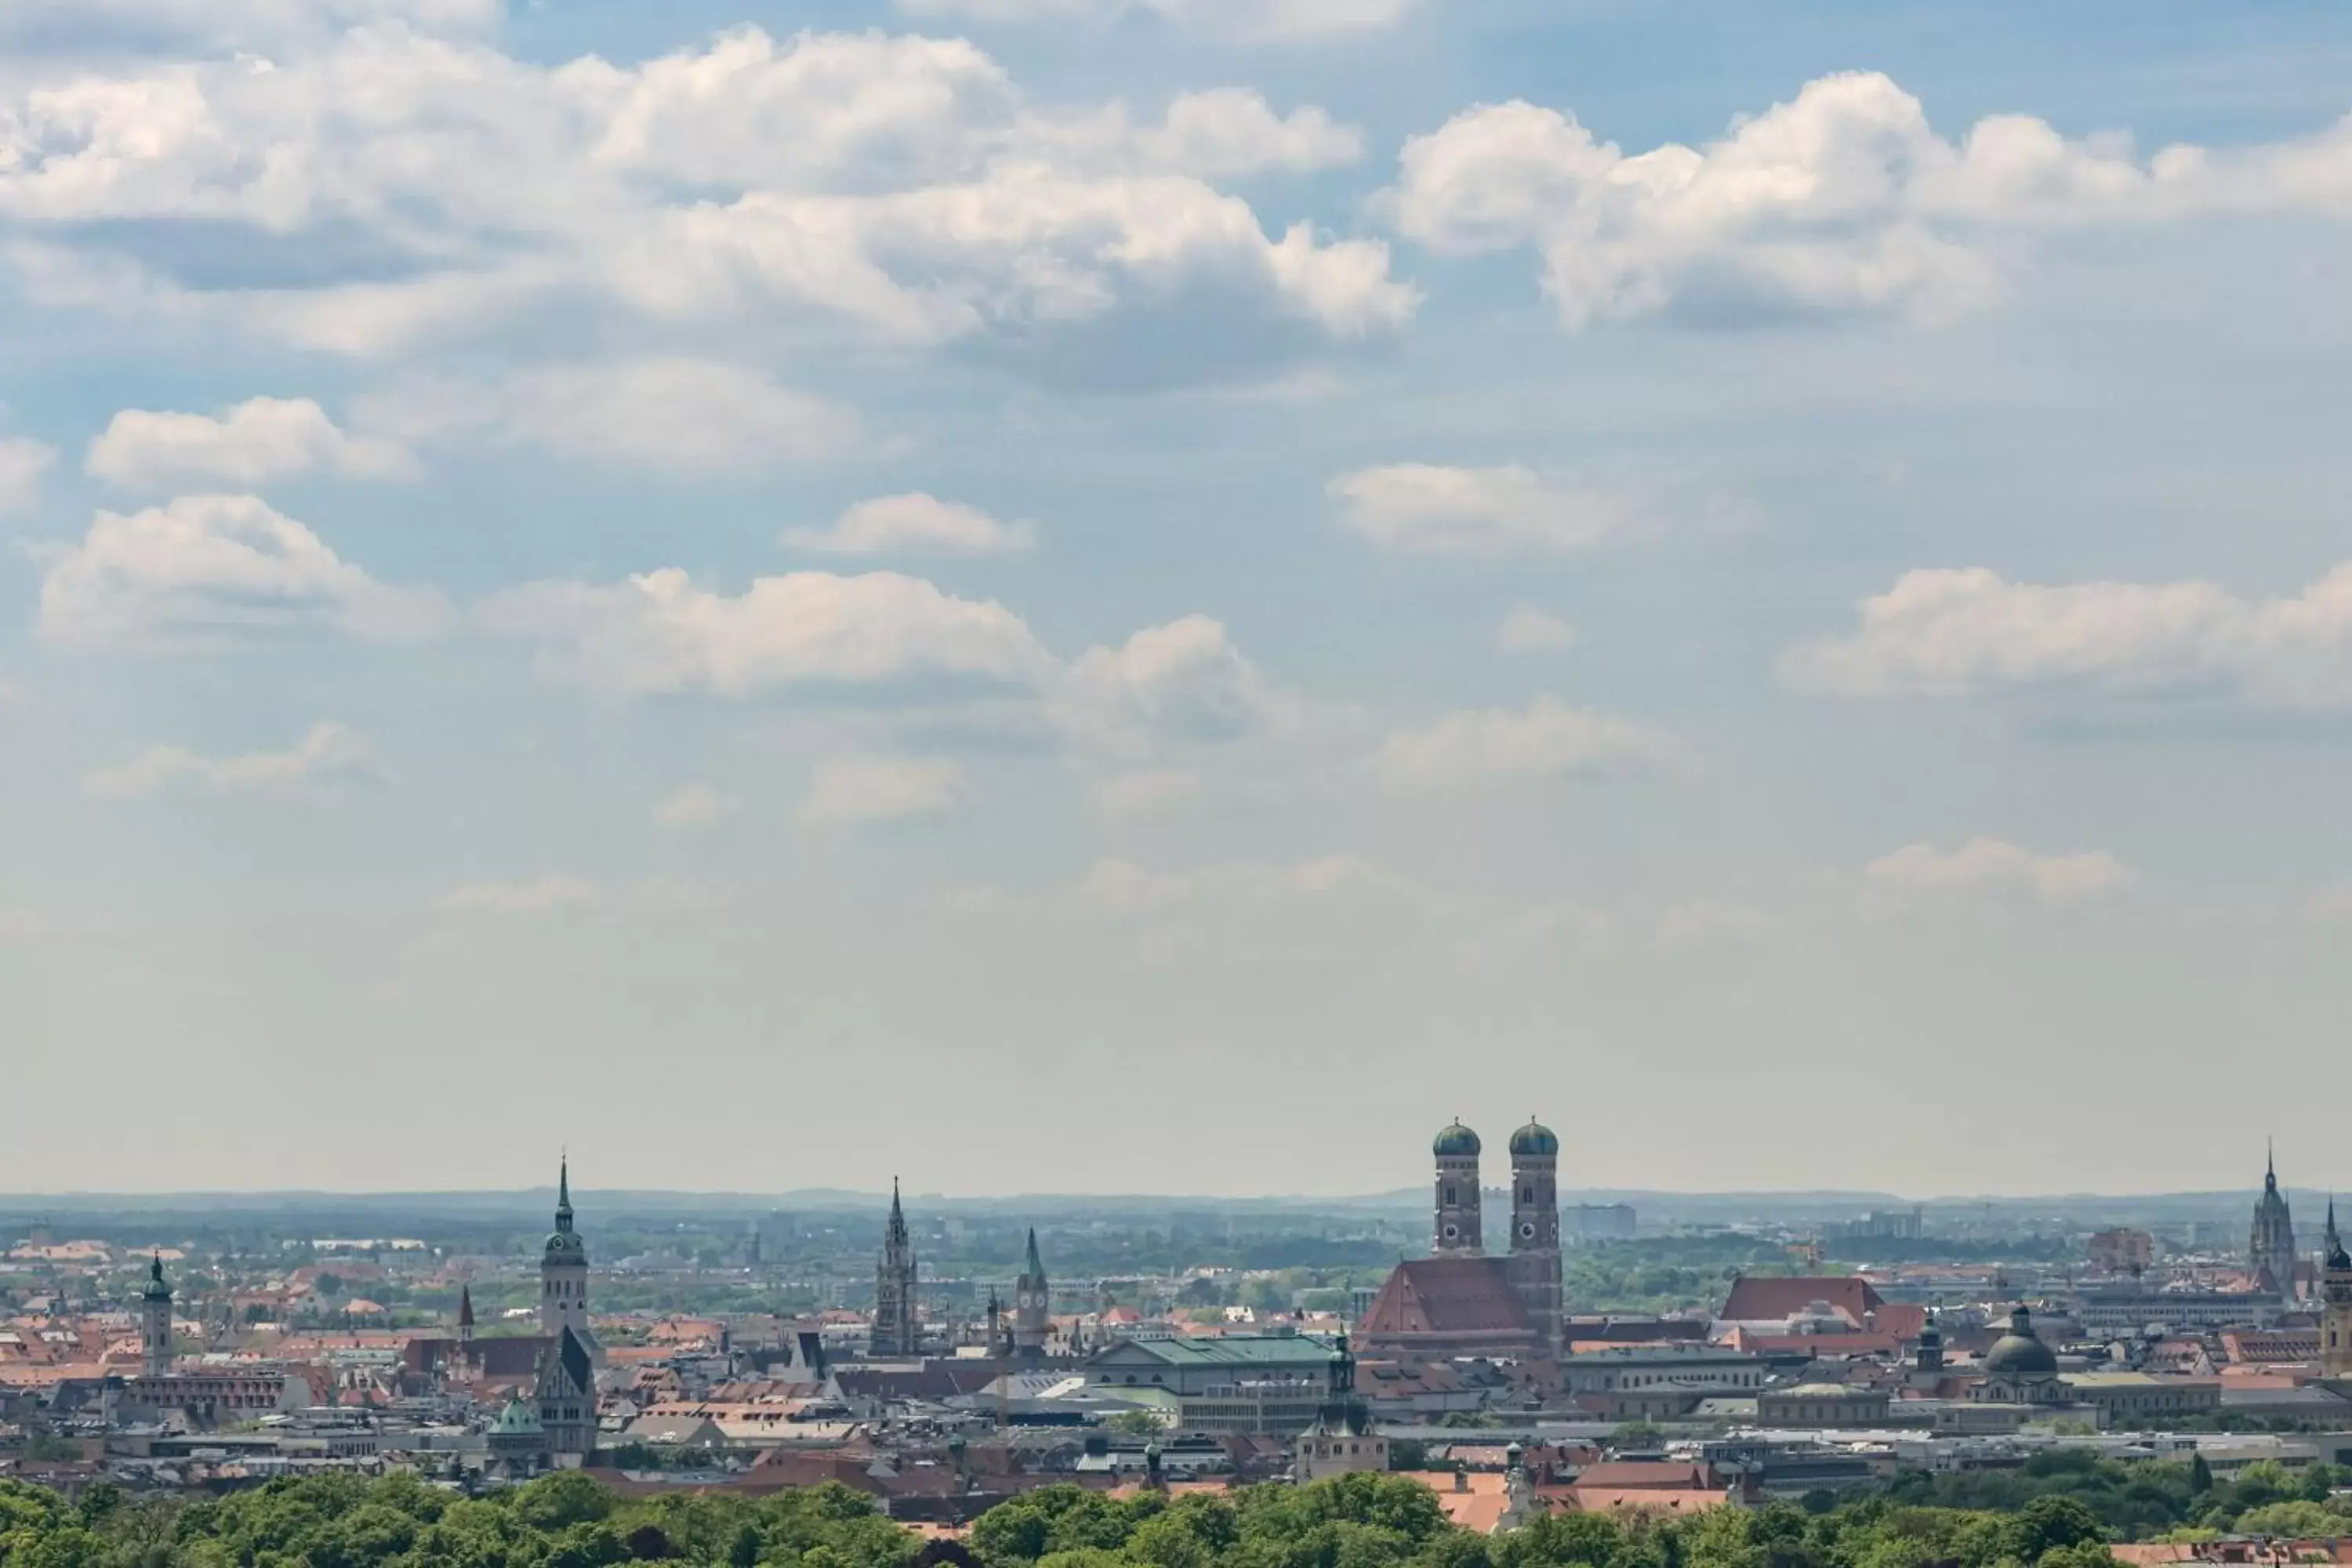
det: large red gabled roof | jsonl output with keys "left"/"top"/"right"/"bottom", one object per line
{"left": 1361, "top": 1258, "right": 1534, "bottom": 1337}
{"left": 1717, "top": 1275, "right": 1886, "bottom": 1326}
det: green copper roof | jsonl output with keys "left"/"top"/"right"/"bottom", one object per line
{"left": 1432, "top": 1120, "right": 1481, "bottom": 1158}
{"left": 1508, "top": 1119, "right": 1559, "bottom": 1158}
{"left": 492, "top": 1398, "right": 544, "bottom": 1435}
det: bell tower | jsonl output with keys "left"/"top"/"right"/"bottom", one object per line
{"left": 540, "top": 1156, "right": 591, "bottom": 1347}
{"left": 2322, "top": 1200, "right": 2352, "bottom": 1377}
{"left": 1505, "top": 1117, "right": 1563, "bottom": 1353}
{"left": 139, "top": 1254, "right": 173, "bottom": 1378}
{"left": 1432, "top": 1121, "right": 1483, "bottom": 1255}
{"left": 872, "top": 1179, "right": 920, "bottom": 1357}
{"left": 1014, "top": 1228, "right": 1050, "bottom": 1362}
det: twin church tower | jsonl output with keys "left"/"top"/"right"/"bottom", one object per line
{"left": 1431, "top": 1116, "right": 1565, "bottom": 1351}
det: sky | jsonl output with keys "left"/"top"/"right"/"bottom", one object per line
{"left": 4, "top": 0, "right": 2352, "bottom": 1199}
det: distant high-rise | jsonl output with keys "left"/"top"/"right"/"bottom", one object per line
{"left": 1014, "top": 1228, "right": 1050, "bottom": 1362}
{"left": 2250, "top": 1145, "right": 2298, "bottom": 1293}
{"left": 872, "top": 1180, "right": 920, "bottom": 1357}
{"left": 139, "top": 1254, "right": 173, "bottom": 1377}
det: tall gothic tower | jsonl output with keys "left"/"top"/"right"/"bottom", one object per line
{"left": 541, "top": 1157, "right": 594, "bottom": 1353}
{"left": 139, "top": 1254, "right": 173, "bottom": 1377}
{"left": 1014, "top": 1227, "right": 1050, "bottom": 1362}
{"left": 2250, "top": 1145, "right": 2298, "bottom": 1294}
{"left": 872, "top": 1180, "right": 920, "bottom": 1357}
{"left": 1504, "top": 1118, "right": 1563, "bottom": 1354}
{"left": 2323, "top": 1200, "right": 2352, "bottom": 1377}
{"left": 1432, "top": 1121, "right": 1483, "bottom": 1254}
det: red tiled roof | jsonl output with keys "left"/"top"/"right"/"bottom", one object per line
{"left": 1718, "top": 1275, "right": 1886, "bottom": 1324}
{"left": 1562, "top": 1487, "right": 1729, "bottom": 1515}
{"left": 1574, "top": 1461, "right": 1715, "bottom": 1491}
{"left": 1360, "top": 1258, "right": 1534, "bottom": 1337}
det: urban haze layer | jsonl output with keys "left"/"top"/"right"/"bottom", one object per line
{"left": 5, "top": 1129, "right": 2351, "bottom": 1554}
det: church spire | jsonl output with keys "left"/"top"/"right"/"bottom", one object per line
{"left": 1025, "top": 1226, "right": 1044, "bottom": 1279}
{"left": 2269, "top": 1138, "right": 2278, "bottom": 1190}
{"left": 555, "top": 1154, "right": 574, "bottom": 1233}
{"left": 872, "top": 1178, "right": 919, "bottom": 1357}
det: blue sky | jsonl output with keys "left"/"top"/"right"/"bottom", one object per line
{"left": 3, "top": 0, "right": 2351, "bottom": 1197}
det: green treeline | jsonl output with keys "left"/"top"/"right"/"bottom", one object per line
{"left": 0, "top": 1455, "right": 2347, "bottom": 1568}
{"left": 1871, "top": 1451, "right": 2352, "bottom": 1541}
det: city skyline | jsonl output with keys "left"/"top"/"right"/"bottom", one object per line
{"left": 6, "top": 0, "right": 2352, "bottom": 1193}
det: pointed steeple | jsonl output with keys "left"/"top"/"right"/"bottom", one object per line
{"left": 2269, "top": 1138, "right": 2278, "bottom": 1191}
{"left": 1025, "top": 1227, "right": 1044, "bottom": 1279}
{"left": 459, "top": 1283, "right": 475, "bottom": 1330}
{"left": 887, "top": 1178, "right": 909, "bottom": 1246}
{"left": 555, "top": 1153, "right": 575, "bottom": 1232}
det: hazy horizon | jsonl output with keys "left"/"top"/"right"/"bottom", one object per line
{"left": 0, "top": 1181, "right": 2312, "bottom": 1214}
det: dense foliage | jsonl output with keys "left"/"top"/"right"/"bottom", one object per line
{"left": 1871, "top": 1454, "right": 2352, "bottom": 1541}
{"left": 2, "top": 1457, "right": 2347, "bottom": 1568}
{"left": 1562, "top": 1239, "right": 1797, "bottom": 1315}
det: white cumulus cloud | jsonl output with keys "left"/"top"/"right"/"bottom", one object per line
{"left": 36, "top": 495, "right": 449, "bottom": 651}
{"left": 1864, "top": 838, "right": 2137, "bottom": 908}
{"left": 784, "top": 493, "right": 1036, "bottom": 557}
{"left": 1061, "top": 614, "right": 1288, "bottom": 753}
{"left": 358, "top": 360, "right": 858, "bottom": 471}
{"left": 479, "top": 568, "right": 1051, "bottom": 697}
{"left": 83, "top": 720, "right": 377, "bottom": 800}
{"left": 0, "top": 437, "right": 56, "bottom": 515}
{"left": 1780, "top": 562, "right": 2352, "bottom": 706}
{"left": 800, "top": 755, "right": 973, "bottom": 824}
{"left": 1380, "top": 696, "right": 1680, "bottom": 788}
{"left": 1029, "top": 90, "right": 1364, "bottom": 179}
{"left": 0, "top": 27, "right": 1412, "bottom": 386}
{"left": 895, "top": 0, "right": 1412, "bottom": 42}
{"left": 1392, "top": 71, "right": 2352, "bottom": 328}
{"left": 0, "top": 0, "right": 500, "bottom": 53}
{"left": 1329, "top": 463, "right": 1639, "bottom": 555}
{"left": 85, "top": 397, "right": 412, "bottom": 489}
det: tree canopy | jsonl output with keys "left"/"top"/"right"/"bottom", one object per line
{"left": 0, "top": 1455, "right": 2342, "bottom": 1568}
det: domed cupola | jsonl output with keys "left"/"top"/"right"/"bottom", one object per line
{"left": 1509, "top": 1119, "right": 1559, "bottom": 1160}
{"left": 1432, "top": 1120, "right": 1482, "bottom": 1159}
{"left": 1983, "top": 1305, "right": 2058, "bottom": 1377}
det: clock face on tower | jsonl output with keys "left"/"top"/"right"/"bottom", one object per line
{"left": 1519, "top": 1221, "right": 1536, "bottom": 1240}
